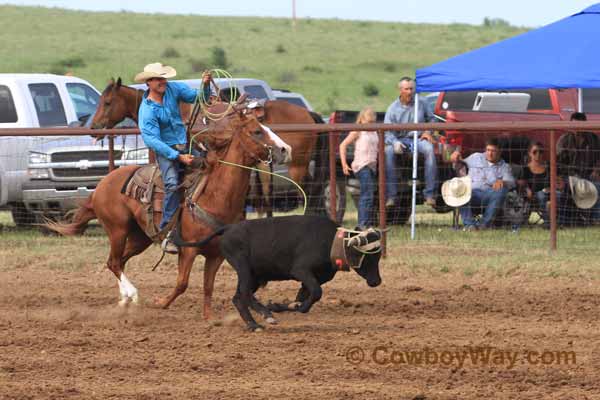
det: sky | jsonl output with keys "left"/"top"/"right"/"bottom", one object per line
{"left": 1, "top": 0, "right": 597, "bottom": 27}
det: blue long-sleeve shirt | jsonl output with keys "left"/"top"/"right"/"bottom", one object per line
{"left": 464, "top": 152, "right": 515, "bottom": 190}
{"left": 384, "top": 97, "right": 435, "bottom": 145}
{"left": 138, "top": 81, "right": 209, "bottom": 160}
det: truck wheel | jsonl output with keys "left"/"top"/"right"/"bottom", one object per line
{"left": 10, "top": 203, "right": 36, "bottom": 227}
{"left": 322, "top": 181, "right": 346, "bottom": 224}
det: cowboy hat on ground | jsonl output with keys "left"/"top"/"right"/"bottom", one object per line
{"left": 441, "top": 176, "right": 472, "bottom": 208}
{"left": 569, "top": 176, "right": 598, "bottom": 209}
{"left": 134, "top": 62, "right": 176, "bottom": 83}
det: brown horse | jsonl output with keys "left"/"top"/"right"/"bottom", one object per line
{"left": 47, "top": 110, "right": 288, "bottom": 318}
{"left": 92, "top": 78, "right": 321, "bottom": 216}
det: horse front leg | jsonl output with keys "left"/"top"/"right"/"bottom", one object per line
{"left": 202, "top": 255, "right": 224, "bottom": 320}
{"left": 257, "top": 163, "right": 273, "bottom": 218}
{"left": 155, "top": 246, "right": 198, "bottom": 308}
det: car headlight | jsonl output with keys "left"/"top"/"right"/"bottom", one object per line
{"left": 123, "top": 148, "right": 149, "bottom": 161}
{"left": 28, "top": 168, "right": 50, "bottom": 179}
{"left": 29, "top": 152, "right": 51, "bottom": 165}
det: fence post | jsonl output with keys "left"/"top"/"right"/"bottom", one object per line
{"left": 549, "top": 130, "right": 557, "bottom": 251}
{"left": 378, "top": 130, "right": 387, "bottom": 257}
{"left": 108, "top": 136, "right": 115, "bottom": 172}
{"left": 328, "top": 131, "right": 337, "bottom": 222}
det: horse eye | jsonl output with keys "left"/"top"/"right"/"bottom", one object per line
{"left": 253, "top": 129, "right": 263, "bottom": 136}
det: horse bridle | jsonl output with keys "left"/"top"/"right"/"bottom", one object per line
{"left": 201, "top": 116, "right": 274, "bottom": 165}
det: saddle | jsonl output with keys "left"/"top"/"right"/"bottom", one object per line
{"left": 122, "top": 160, "right": 209, "bottom": 241}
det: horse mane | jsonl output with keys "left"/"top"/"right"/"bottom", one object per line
{"left": 102, "top": 83, "right": 114, "bottom": 96}
{"left": 101, "top": 81, "right": 144, "bottom": 96}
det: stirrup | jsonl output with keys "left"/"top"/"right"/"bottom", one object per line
{"left": 161, "top": 234, "right": 179, "bottom": 254}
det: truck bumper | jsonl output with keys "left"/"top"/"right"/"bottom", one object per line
{"left": 22, "top": 186, "right": 94, "bottom": 216}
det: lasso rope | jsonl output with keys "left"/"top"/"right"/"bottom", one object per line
{"left": 198, "top": 68, "right": 239, "bottom": 121}
{"left": 217, "top": 159, "right": 308, "bottom": 215}
{"left": 187, "top": 69, "right": 306, "bottom": 213}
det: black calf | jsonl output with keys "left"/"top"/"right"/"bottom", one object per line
{"left": 218, "top": 215, "right": 382, "bottom": 331}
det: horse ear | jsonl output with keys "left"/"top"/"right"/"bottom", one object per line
{"left": 108, "top": 77, "right": 115, "bottom": 85}
{"left": 116, "top": 77, "right": 122, "bottom": 88}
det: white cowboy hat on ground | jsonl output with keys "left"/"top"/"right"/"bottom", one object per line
{"left": 134, "top": 62, "right": 177, "bottom": 83}
{"left": 569, "top": 176, "right": 598, "bottom": 209}
{"left": 441, "top": 176, "right": 472, "bottom": 207}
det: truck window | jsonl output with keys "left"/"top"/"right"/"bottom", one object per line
{"left": 582, "top": 89, "right": 600, "bottom": 114}
{"left": 28, "top": 83, "right": 67, "bottom": 126}
{"left": 0, "top": 85, "right": 18, "bottom": 123}
{"left": 442, "top": 89, "right": 552, "bottom": 111}
{"left": 276, "top": 96, "right": 307, "bottom": 108}
{"left": 67, "top": 83, "right": 100, "bottom": 120}
{"left": 244, "top": 85, "right": 268, "bottom": 100}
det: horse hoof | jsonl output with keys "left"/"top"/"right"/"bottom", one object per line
{"left": 252, "top": 326, "right": 265, "bottom": 333}
{"left": 154, "top": 297, "right": 169, "bottom": 308}
{"left": 265, "top": 317, "right": 277, "bottom": 324}
{"left": 131, "top": 295, "right": 140, "bottom": 305}
{"left": 118, "top": 298, "right": 130, "bottom": 307}
{"left": 289, "top": 301, "right": 302, "bottom": 310}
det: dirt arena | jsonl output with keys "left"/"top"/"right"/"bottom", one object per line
{"left": 1, "top": 249, "right": 600, "bottom": 399}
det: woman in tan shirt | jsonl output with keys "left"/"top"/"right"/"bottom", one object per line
{"left": 340, "top": 107, "right": 379, "bottom": 229}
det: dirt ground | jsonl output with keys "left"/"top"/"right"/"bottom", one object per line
{"left": 1, "top": 254, "right": 600, "bottom": 400}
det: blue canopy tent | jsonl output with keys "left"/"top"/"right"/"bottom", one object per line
{"left": 404, "top": 4, "right": 600, "bottom": 239}
{"left": 416, "top": 4, "right": 600, "bottom": 92}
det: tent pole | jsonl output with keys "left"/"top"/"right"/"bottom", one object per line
{"left": 411, "top": 93, "right": 419, "bottom": 240}
{"left": 549, "top": 130, "right": 557, "bottom": 251}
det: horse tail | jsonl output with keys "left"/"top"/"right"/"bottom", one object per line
{"left": 44, "top": 194, "right": 96, "bottom": 236}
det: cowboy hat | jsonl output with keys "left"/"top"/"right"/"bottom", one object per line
{"left": 134, "top": 62, "right": 177, "bottom": 83}
{"left": 569, "top": 176, "right": 598, "bottom": 209}
{"left": 441, "top": 176, "right": 472, "bottom": 207}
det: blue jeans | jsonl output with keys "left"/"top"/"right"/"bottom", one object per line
{"left": 355, "top": 167, "right": 376, "bottom": 228}
{"left": 460, "top": 187, "right": 509, "bottom": 227}
{"left": 156, "top": 146, "right": 203, "bottom": 230}
{"left": 535, "top": 190, "right": 566, "bottom": 225}
{"left": 385, "top": 137, "right": 437, "bottom": 201}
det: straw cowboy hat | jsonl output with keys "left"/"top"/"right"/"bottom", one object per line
{"left": 134, "top": 62, "right": 177, "bottom": 83}
{"left": 441, "top": 176, "right": 472, "bottom": 207}
{"left": 569, "top": 176, "right": 598, "bottom": 209}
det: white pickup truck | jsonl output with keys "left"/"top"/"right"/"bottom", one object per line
{"left": 0, "top": 73, "right": 101, "bottom": 225}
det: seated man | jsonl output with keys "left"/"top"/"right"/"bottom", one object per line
{"left": 451, "top": 138, "right": 515, "bottom": 229}
{"left": 384, "top": 77, "right": 438, "bottom": 208}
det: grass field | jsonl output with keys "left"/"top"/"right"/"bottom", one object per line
{"left": 2, "top": 205, "right": 600, "bottom": 280}
{"left": 0, "top": 5, "right": 527, "bottom": 113}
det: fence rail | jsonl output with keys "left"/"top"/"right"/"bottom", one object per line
{"left": 3, "top": 121, "right": 600, "bottom": 136}
{"left": 2, "top": 120, "right": 600, "bottom": 254}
